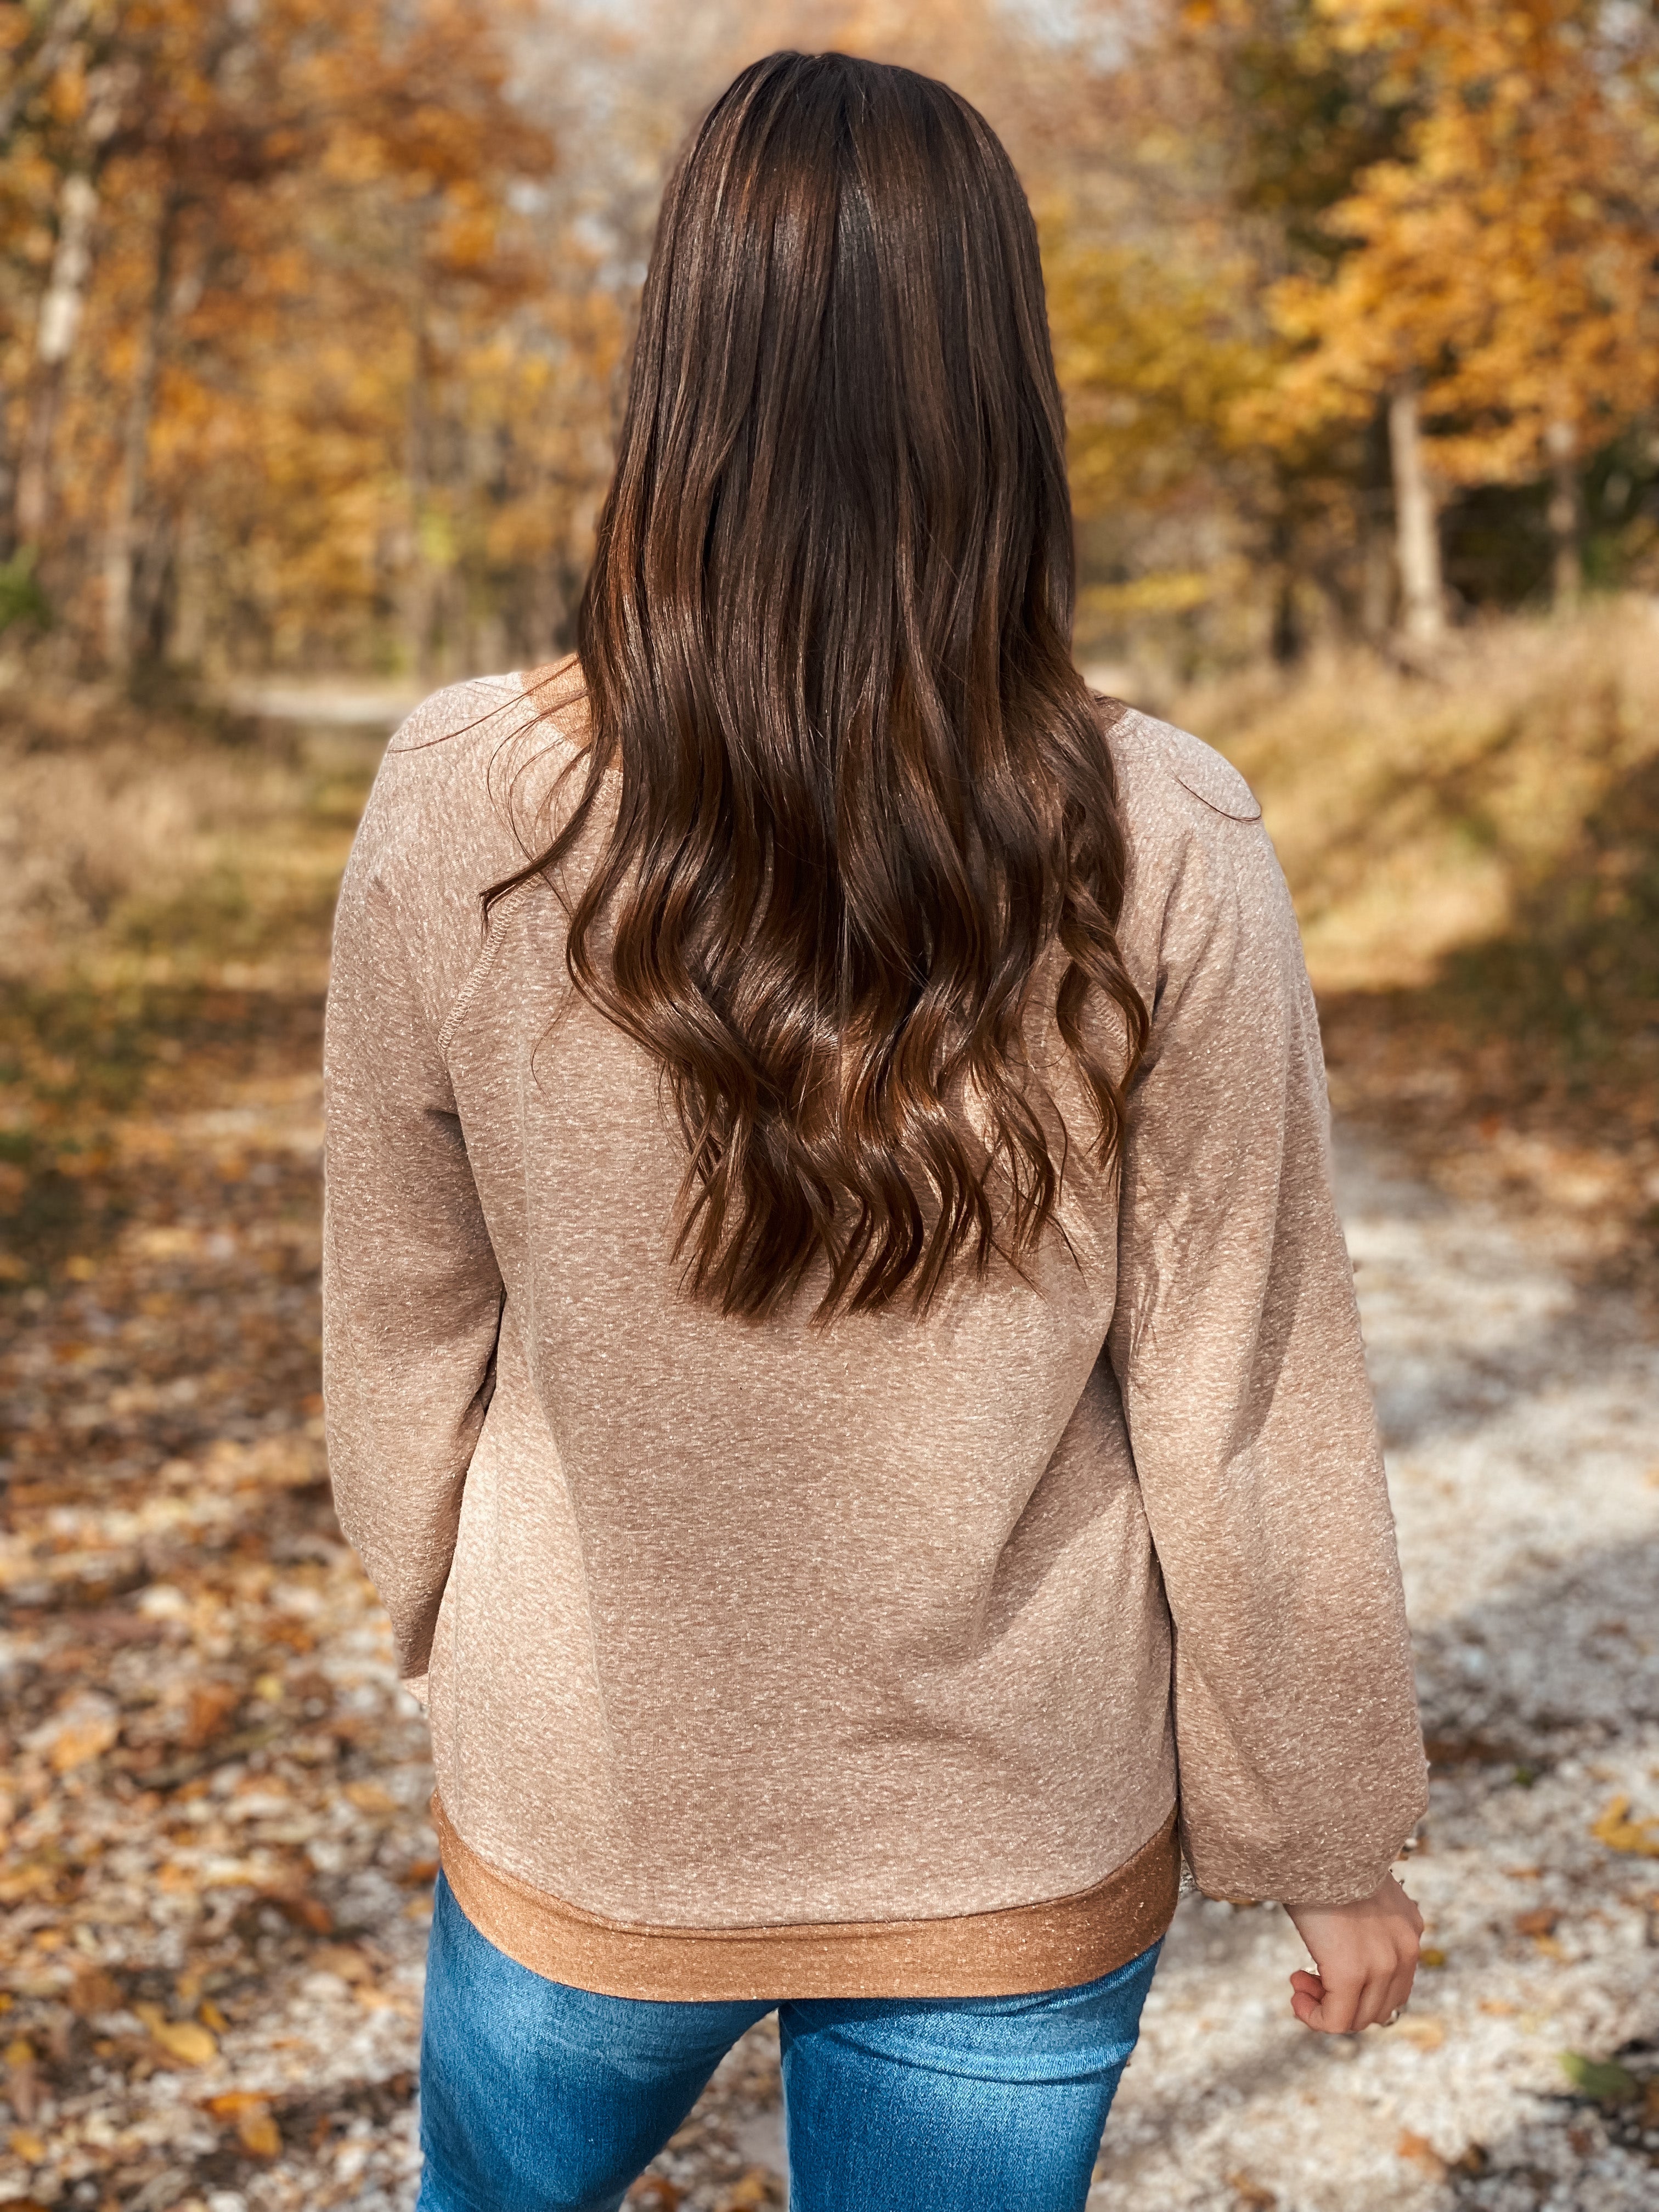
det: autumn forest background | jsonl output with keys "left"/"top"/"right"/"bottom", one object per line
{"left": 5, "top": 0, "right": 1659, "bottom": 676}
{"left": 2, "top": 5, "right": 1659, "bottom": 2211}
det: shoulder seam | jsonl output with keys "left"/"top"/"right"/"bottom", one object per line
{"left": 435, "top": 877, "right": 540, "bottom": 1060}
{"left": 1120, "top": 710, "right": 1261, "bottom": 825}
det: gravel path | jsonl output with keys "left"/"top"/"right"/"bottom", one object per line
{"left": 3, "top": 1103, "right": 1655, "bottom": 2212}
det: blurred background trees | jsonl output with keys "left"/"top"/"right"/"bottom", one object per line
{"left": 1, "top": 0, "right": 1656, "bottom": 685}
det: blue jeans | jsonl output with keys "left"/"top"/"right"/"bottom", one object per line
{"left": 416, "top": 1873, "right": 1160, "bottom": 2212}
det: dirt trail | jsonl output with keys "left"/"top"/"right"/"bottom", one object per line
{"left": 2, "top": 966, "right": 1656, "bottom": 2211}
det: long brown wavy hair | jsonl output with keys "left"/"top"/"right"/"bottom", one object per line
{"left": 492, "top": 50, "right": 1148, "bottom": 1323}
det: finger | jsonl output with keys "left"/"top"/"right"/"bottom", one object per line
{"left": 1368, "top": 1939, "right": 1420, "bottom": 2029}
{"left": 1291, "top": 1982, "right": 1336, "bottom": 2026}
{"left": 1310, "top": 1974, "right": 1362, "bottom": 2034}
{"left": 1351, "top": 1969, "right": 1396, "bottom": 2032}
{"left": 1381, "top": 1956, "right": 1418, "bottom": 2022}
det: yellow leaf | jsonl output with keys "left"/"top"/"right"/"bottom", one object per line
{"left": 721, "top": 2172, "right": 778, "bottom": 2211}
{"left": 1396, "top": 2131, "right": 1445, "bottom": 2175}
{"left": 4, "top": 2039, "right": 35, "bottom": 2068}
{"left": 0, "top": 1867, "right": 54, "bottom": 1904}
{"left": 1226, "top": 2176, "right": 1278, "bottom": 2210}
{"left": 237, "top": 2105, "right": 281, "bottom": 2158}
{"left": 48, "top": 1713, "right": 119, "bottom": 1773}
{"left": 8, "top": 2128, "right": 45, "bottom": 2162}
{"left": 343, "top": 1780, "right": 397, "bottom": 1815}
{"left": 1392, "top": 2015, "right": 1447, "bottom": 2051}
{"left": 1590, "top": 1796, "right": 1659, "bottom": 1858}
{"left": 134, "top": 2005, "right": 217, "bottom": 2067}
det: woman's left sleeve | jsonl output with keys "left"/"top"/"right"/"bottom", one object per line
{"left": 1105, "top": 804, "right": 1429, "bottom": 1907}
{"left": 321, "top": 833, "right": 503, "bottom": 1682}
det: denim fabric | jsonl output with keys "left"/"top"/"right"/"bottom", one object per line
{"left": 415, "top": 1873, "right": 1160, "bottom": 2212}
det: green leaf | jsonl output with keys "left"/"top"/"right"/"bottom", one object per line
{"left": 1559, "top": 2052, "right": 1639, "bottom": 2106}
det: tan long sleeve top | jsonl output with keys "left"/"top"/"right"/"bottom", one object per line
{"left": 321, "top": 662, "right": 1427, "bottom": 2000}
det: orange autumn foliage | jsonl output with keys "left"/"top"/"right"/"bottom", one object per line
{"left": 1, "top": 0, "right": 622, "bottom": 672}
{"left": 1264, "top": 0, "right": 1659, "bottom": 488}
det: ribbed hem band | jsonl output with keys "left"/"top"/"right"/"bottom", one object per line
{"left": 430, "top": 1792, "right": 1182, "bottom": 2001}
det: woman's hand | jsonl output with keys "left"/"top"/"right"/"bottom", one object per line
{"left": 1283, "top": 1871, "right": 1423, "bottom": 2032}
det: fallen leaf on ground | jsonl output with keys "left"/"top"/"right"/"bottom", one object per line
{"left": 720, "top": 2174, "right": 781, "bottom": 2211}
{"left": 26, "top": 1696, "right": 120, "bottom": 1774}
{"left": 7, "top": 2129, "right": 45, "bottom": 2162}
{"left": 1590, "top": 1796, "right": 1659, "bottom": 1857}
{"left": 626, "top": 2180, "right": 684, "bottom": 2210}
{"left": 309, "top": 1944, "right": 375, "bottom": 1983}
{"left": 263, "top": 1887, "right": 333, "bottom": 1933}
{"left": 1392, "top": 2015, "right": 1447, "bottom": 2051}
{"left": 184, "top": 1680, "right": 242, "bottom": 1746}
{"left": 1227, "top": 2176, "right": 1277, "bottom": 2210}
{"left": 4, "top": 2040, "right": 39, "bottom": 2121}
{"left": 1514, "top": 1907, "right": 1559, "bottom": 1936}
{"left": 68, "top": 1968, "right": 122, "bottom": 2016}
{"left": 1397, "top": 2131, "right": 1445, "bottom": 2175}
{"left": 132, "top": 2004, "right": 217, "bottom": 2067}
{"left": 343, "top": 1779, "right": 398, "bottom": 1814}
{"left": 1559, "top": 2051, "right": 1640, "bottom": 2106}
{"left": 236, "top": 2102, "right": 281, "bottom": 2157}
{"left": 0, "top": 1866, "right": 55, "bottom": 1904}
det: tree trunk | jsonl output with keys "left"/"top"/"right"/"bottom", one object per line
{"left": 402, "top": 267, "right": 437, "bottom": 684}
{"left": 1360, "top": 510, "right": 1394, "bottom": 640}
{"left": 15, "top": 170, "right": 99, "bottom": 544}
{"left": 170, "top": 506, "right": 208, "bottom": 667}
{"left": 1388, "top": 382, "right": 1446, "bottom": 647}
{"left": 104, "top": 191, "right": 178, "bottom": 674}
{"left": 1545, "top": 418, "right": 1582, "bottom": 612}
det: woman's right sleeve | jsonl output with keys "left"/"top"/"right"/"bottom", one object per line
{"left": 1105, "top": 810, "right": 1427, "bottom": 1908}
{"left": 321, "top": 819, "right": 504, "bottom": 1685}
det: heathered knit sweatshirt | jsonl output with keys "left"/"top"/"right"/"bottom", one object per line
{"left": 321, "top": 659, "right": 1427, "bottom": 2000}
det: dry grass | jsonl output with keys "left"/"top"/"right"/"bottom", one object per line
{"left": 0, "top": 666, "right": 377, "bottom": 1289}
{"left": 1174, "top": 597, "right": 1659, "bottom": 1300}
{"left": 0, "top": 669, "right": 366, "bottom": 981}
{"left": 1176, "top": 597, "right": 1659, "bottom": 994}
